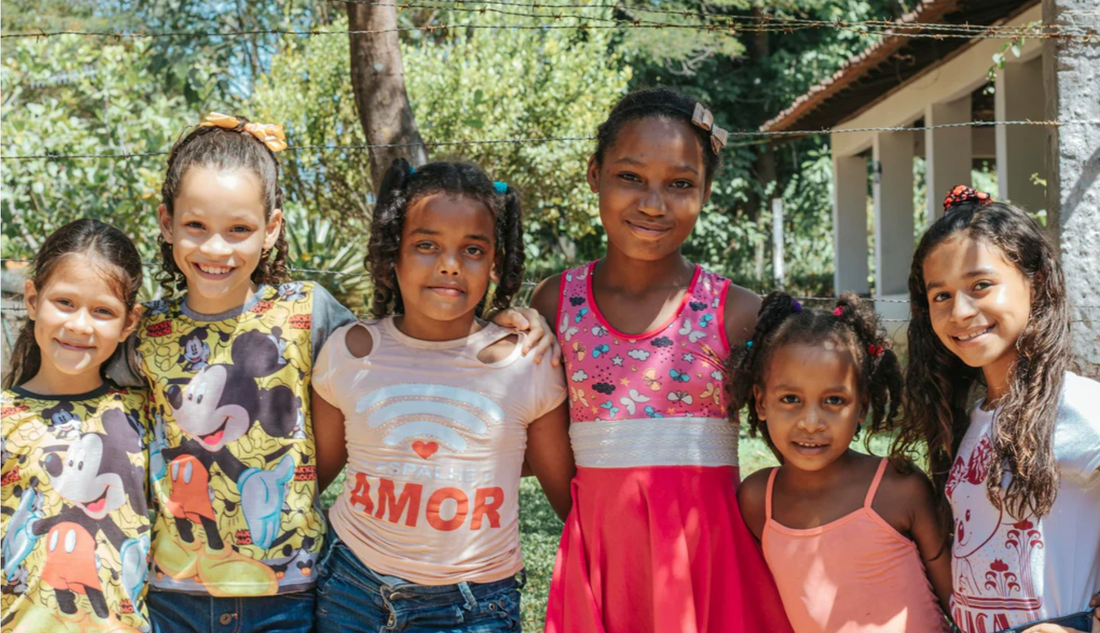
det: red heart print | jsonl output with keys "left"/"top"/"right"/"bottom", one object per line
{"left": 412, "top": 441, "right": 438, "bottom": 459}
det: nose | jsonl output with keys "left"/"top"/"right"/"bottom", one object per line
{"left": 637, "top": 185, "right": 666, "bottom": 217}
{"left": 796, "top": 408, "right": 828, "bottom": 433}
{"left": 199, "top": 233, "right": 233, "bottom": 259}
{"left": 436, "top": 250, "right": 461, "bottom": 277}
{"left": 950, "top": 291, "right": 979, "bottom": 322}
{"left": 66, "top": 309, "right": 94, "bottom": 335}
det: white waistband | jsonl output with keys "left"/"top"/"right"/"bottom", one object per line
{"left": 569, "top": 417, "right": 739, "bottom": 468}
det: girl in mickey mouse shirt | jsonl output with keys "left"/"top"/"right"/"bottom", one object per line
{"left": 2, "top": 219, "right": 152, "bottom": 633}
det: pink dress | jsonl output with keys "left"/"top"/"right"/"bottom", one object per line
{"left": 545, "top": 261, "right": 793, "bottom": 633}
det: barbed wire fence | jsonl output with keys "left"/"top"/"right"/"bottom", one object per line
{"left": 2, "top": 7, "right": 1099, "bottom": 325}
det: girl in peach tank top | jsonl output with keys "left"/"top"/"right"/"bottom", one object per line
{"left": 728, "top": 292, "right": 953, "bottom": 633}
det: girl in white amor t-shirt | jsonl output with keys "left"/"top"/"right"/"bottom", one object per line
{"left": 310, "top": 159, "right": 573, "bottom": 633}
{"left": 897, "top": 187, "right": 1100, "bottom": 633}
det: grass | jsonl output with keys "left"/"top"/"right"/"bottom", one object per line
{"left": 318, "top": 424, "right": 897, "bottom": 632}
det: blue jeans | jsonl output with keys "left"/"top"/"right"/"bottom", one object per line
{"left": 314, "top": 530, "right": 523, "bottom": 633}
{"left": 149, "top": 589, "right": 315, "bottom": 633}
{"left": 997, "top": 610, "right": 1097, "bottom": 632}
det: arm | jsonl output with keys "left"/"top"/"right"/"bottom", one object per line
{"left": 525, "top": 401, "right": 574, "bottom": 521}
{"left": 312, "top": 387, "right": 348, "bottom": 493}
{"left": 897, "top": 468, "right": 954, "bottom": 616}
{"left": 736, "top": 468, "right": 770, "bottom": 541}
{"left": 723, "top": 283, "right": 763, "bottom": 347}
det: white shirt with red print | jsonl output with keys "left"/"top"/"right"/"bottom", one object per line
{"left": 947, "top": 372, "right": 1100, "bottom": 633}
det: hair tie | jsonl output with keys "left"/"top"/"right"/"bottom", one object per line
{"left": 791, "top": 298, "right": 802, "bottom": 313}
{"left": 745, "top": 340, "right": 753, "bottom": 349}
{"left": 409, "top": 165, "right": 416, "bottom": 175}
{"left": 691, "top": 103, "right": 728, "bottom": 155}
{"left": 832, "top": 306, "right": 845, "bottom": 317}
{"left": 867, "top": 344, "right": 884, "bottom": 358}
{"left": 200, "top": 112, "right": 287, "bottom": 153}
{"left": 493, "top": 181, "right": 508, "bottom": 194}
{"left": 942, "top": 185, "right": 992, "bottom": 213}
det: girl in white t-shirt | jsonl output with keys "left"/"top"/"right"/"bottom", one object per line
{"left": 310, "top": 158, "right": 573, "bottom": 633}
{"left": 896, "top": 185, "right": 1100, "bottom": 633}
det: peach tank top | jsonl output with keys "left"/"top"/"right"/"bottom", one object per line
{"left": 762, "top": 459, "right": 949, "bottom": 633}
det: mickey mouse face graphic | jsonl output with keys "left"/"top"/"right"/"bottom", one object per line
{"left": 167, "top": 365, "right": 250, "bottom": 452}
{"left": 44, "top": 432, "right": 127, "bottom": 521}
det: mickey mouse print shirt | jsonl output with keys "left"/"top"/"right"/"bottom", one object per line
{"left": 1, "top": 383, "right": 151, "bottom": 633}
{"left": 133, "top": 281, "right": 354, "bottom": 597}
{"left": 312, "top": 318, "right": 567, "bottom": 585}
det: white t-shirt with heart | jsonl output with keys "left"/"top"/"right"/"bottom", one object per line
{"left": 313, "top": 318, "right": 567, "bottom": 585}
{"left": 947, "top": 372, "right": 1100, "bottom": 633}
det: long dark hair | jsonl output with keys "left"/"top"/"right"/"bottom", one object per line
{"left": 157, "top": 116, "right": 289, "bottom": 296}
{"left": 4, "top": 219, "right": 143, "bottom": 389}
{"left": 366, "top": 158, "right": 525, "bottom": 320}
{"left": 726, "top": 291, "right": 904, "bottom": 448}
{"left": 894, "top": 200, "right": 1069, "bottom": 519}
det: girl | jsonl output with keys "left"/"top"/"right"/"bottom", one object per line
{"left": 2, "top": 219, "right": 152, "bottom": 633}
{"left": 110, "top": 113, "right": 357, "bottom": 633}
{"left": 730, "top": 291, "right": 953, "bottom": 633}
{"left": 897, "top": 186, "right": 1100, "bottom": 633}
{"left": 310, "top": 158, "right": 574, "bottom": 632}
{"left": 533, "top": 87, "right": 792, "bottom": 633}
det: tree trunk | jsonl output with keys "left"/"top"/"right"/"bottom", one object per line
{"left": 347, "top": 2, "right": 429, "bottom": 194}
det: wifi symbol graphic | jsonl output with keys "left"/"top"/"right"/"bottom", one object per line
{"left": 356, "top": 384, "right": 503, "bottom": 456}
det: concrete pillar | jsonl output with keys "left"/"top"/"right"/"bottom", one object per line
{"left": 925, "top": 95, "right": 973, "bottom": 221}
{"left": 1044, "top": 0, "right": 1100, "bottom": 377}
{"left": 832, "top": 152, "right": 870, "bottom": 296}
{"left": 872, "top": 131, "right": 915, "bottom": 297}
{"left": 995, "top": 56, "right": 1047, "bottom": 214}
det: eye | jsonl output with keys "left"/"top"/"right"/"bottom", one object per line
{"left": 415, "top": 241, "right": 436, "bottom": 251}
{"left": 465, "top": 245, "right": 485, "bottom": 256}
{"left": 973, "top": 280, "right": 992, "bottom": 291}
{"left": 95, "top": 307, "right": 117, "bottom": 317}
{"left": 825, "top": 396, "right": 846, "bottom": 406}
{"left": 931, "top": 291, "right": 951, "bottom": 303}
{"left": 671, "top": 180, "right": 694, "bottom": 189}
{"left": 618, "top": 172, "right": 641, "bottom": 183}
{"left": 184, "top": 221, "right": 204, "bottom": 230}
{"left": 231, "top": 225, "right": 254, "bottom": 234}
{"left": 56, "top": 298, "right": 74, "bottom": 308}
{"left": 779, "top": 394, "right": 800, "bottom": 405}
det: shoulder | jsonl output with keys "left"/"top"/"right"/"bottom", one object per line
{"left": 738, "top": 467, "right": 773, "bottom": 538}
{"left": 530, "top": 273, "right": 564, "bottom": 323}
{"left": 876, "top": 458, "right": 937, "bottom": 528}
{"left": 1060, "top": 372, "right": 1100, "bottom": 428}
{"left": 333, "top": 321, "right": 371, "bottom": 359}
{"left": 723, "top": 282, "right": 762, "bottom": 345}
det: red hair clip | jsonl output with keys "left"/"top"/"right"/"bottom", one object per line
{"left": 943, "top": 185, "right": 992, "bottom": 213}
{"left": 832, "top": 306, "right": 845, "bottom": 317}
{"left": 867, "top": 344, "right": 884, "bottom": 358}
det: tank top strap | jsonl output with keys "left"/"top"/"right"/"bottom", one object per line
{"left": 863, "top": 457, "right": 891, "bottom": 509}
{"left": 765, "top": 467, "right": 779, "bottom": 521}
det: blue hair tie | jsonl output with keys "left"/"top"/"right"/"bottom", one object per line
{"left": 792, "top": 298, "right": 802, "bottom": 312}
{"left": 493, "top": 181, "right": 508, "bottom": 194}
{"left": 746, "top": 340, "right": 753, "bottom": 349}
{"left": 409, "top": 165, "right": 416, "bottom": 175}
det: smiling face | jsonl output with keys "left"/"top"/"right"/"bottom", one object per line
{"left": 394, "top": 192, "right": 499, "bottom": 340}
{"left": 24, "top": 256, "right": 139, "bottom": 393}
{"left": 44, "top": 433, "right": 125, "bottom": 521}
{"left": 588, "top": 117, "right": 711, "bottom": 262}
{"left": 922, "top": 234, "right": 1032, "bottom": 398}
{"left": 753, "top": 342, "right": 865, "bottom": 471}
{"left": 159, "top": 166, "right": 283, "bottom": 315}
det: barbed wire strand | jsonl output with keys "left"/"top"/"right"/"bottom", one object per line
{"left": 3, "top": 120, "right": 1098, "bottom": 161}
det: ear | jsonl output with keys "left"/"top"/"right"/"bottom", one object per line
{"left": 121, "top": 304, "right": 142, "bottom": 340}
{"left": 490, "top": 259, "right": 502, "bottom": 284}
{"left": 586, "top": 155, "right": 600, "bottom": 193}
{"left": 24, "top": 280, "right": 38, "bottom": 321}
{"left": 701, "top": 179, "right": 713, "bottom": 207}
{"left": 752, "top": 384, "right": 767, "bottom": 421}
{"left": 157, "top": 204, "right": 174, "bottom": 244}
{"left": 263, "top": 208, "right": 284, "bottom": 251}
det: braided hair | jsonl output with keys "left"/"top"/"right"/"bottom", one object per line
{"left": 157, "top": 116, "right": 289, "bottom": 296}
{"left": 367, "top": 158, "right": 525, "bottom": 320}
{"left": 726, "top": 291, "right": 904, "bottom": 449}
{"left": 594, "top": 87, "right": 723, "bottom": 184}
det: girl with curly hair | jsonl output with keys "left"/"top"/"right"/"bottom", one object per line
{"left": 310, "top": 158, "right": 574, "bottom": 633}
{"left": 110, "top": 113, "right": 357, "bottom": 632}
{"left": 730, "top": 291, "right": 952, "bottom": 633}
{"left": 896, "top": 185, "right": 1100, "bottom": 633}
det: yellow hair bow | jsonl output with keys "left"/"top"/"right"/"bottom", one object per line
{"left": 199, "top": 112, "right": 287, "bottom": 153}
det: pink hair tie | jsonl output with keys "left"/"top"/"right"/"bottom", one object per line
{"left": 867, "top": 344, "right": 884, "bottom": 358}
{"left": 832, "top": 306, "right": 845, "bottom": 317}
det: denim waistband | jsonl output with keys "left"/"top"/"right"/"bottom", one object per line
{"left": 323, "top": 529, "right": 525, "bottom": 608}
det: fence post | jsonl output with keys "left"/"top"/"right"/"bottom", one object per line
{"left": 772, "top": 198, "right": 785, "bottom": 289}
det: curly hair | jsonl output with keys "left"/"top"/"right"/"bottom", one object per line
{"left": 366, "top": 158, "right": 525, "bottom": 320}
{"left": 894, "top": 200, "right": 1069, "bottom": 519}
{"left": 156, "top": 117, "right": 289, "bottom": 296}
{"left": 4, "top": 219, "right": 143, "bottom": 390}
{"left": 726, "top": 291, "right": 904, "bottom": 451}
{"left": 595, "top": 87, "right": 723, "bottom": 184}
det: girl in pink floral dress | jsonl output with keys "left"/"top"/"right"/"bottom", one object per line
{"left": 531, "top": 88, "right": 792, "bottom": 633}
